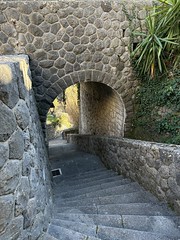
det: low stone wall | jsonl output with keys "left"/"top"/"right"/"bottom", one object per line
{"left": 68, "top": 134, "right": 180, "bottom": 213}
{"left": 0, "top": 55, "right": 52, "bottom": 239}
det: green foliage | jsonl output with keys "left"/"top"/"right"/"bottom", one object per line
{"left": 130, "top": 0, "right": 180, "bottom": 78}
{"left": 132, "top": 72, "right": 180, "bottom": 144}
{"left": 47, "top": 113, "right": 60, "bottom": 128}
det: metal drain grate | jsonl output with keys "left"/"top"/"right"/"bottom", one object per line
{"left": 51, "top": 168, "right": 62, "bottom": 177}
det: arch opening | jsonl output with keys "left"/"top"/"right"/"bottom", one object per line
{"left": 79, "top": 82, "right": 126, "bottom": 137}
{"left": 46, "top": 84, "right": 80, "bottom": 141}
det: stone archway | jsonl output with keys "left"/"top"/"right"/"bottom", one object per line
{"left": 37, "top": 70, "right": 131, "bottom": 136}
{"left": 0, "top": 0, "right": 149, "bottom": 134}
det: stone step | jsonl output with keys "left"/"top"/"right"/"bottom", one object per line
{"left": 121, "top": 215, "right": 180, "bottom": 237}
{"left": 50, "top": 151, "right": 104, "bottom": 177}
{"left": 54, "top": 179, "right": 132, "bottom": 198}
{"left": 48, "top": 224, "right": 101, "bottom": 240}
{"left": 52, "top": 213, "right": 123, "bottom": 228}
{"left": 49, "top": 143, "right": 78, "bottom": 155}
{"left": 55, "top": 174, "right": 125, "bottom": 191}
{"left": 56, "top": 169, "right": 118, "bottom": 184}
{"left": 39, "top": 233, "right": 58, "bottom": 240}
{"left": 57, "top": 182, "right": 142, "bottom": 200}
{"left": 61, "top": 167, "right": 109, "bottom": 179}
{"left": 51, "top": 217, "right": 180, "bottom": 239}
{"left": 49, "top": 221, "right": 176, "bottom": 240}
{"left": 54, "top": 213, "right": 180, "bottom": 234}
{"left": 51, "top": 219, "right": 97, "bottom": 236}
{"left": 54, "top": 202, "right": 174, "bottom": 216}
{"left": 49, "top": 141, "right": 179, "bottom": 240}
{"left": 53, "top": 169, "right": 117, "bottom": 185}
{"left": 54, "top": 191, "right": 158, "bottom": 207}
{"left": 96, "top": 225, "right": 176, "bottom": 240}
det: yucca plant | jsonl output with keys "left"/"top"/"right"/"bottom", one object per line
{"left": 131, "top": 0, "right": 180, "bottom": 78}
{"left": 154, "top": 0, "right": 180, "bottom": 68}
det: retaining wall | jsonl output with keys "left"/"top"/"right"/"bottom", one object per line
{"left": 0, "top": 55, "right": 52, "bottom": 240}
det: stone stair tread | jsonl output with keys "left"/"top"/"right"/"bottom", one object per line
{"left": 97, "top": 202, "right": 174, "bottom": 216}
{"left": 51, "top": 218, "right": 180, "bottom": 238}
{"left": 55, "top": 170, "right": 118, "bottom": 184}
{"left": 48, "top": 141, "right": 179, "bottom": 239}
{"left": 54, "top": 190, "right": 158, "bottom": 207}
{"left": 54, "top": 202, "right": 174, "bottom": 216}
{"left": 61, "top": 167, "right": 110, "bottom": 179}
{"left": 54, "top": 213, "right": 180, "bottom": 232}
{"left": 54, "top": 174, "right": 125, "bottom": 190}
{"left": 51, "top": 219, "right": 97, "bottom": 236}
{"left": 96, "top": 225, "right": 177, "bottom": 240}
{"left": 54, "top": 179, "right": 132, "bottom": 197}
{"left": 53, "top": 170, "right": 118, "bottom": 185}
{"left": 48, "top": 224, "right": 102, "bottom": 240}
{"left": 53, "top": 213, "right": 123, "bottom": 227}
{"left": 49, "top": 220, "right": 177, "bottom": 240}
{"left": 39, "top": 233, "right": 58, "bottom": 240}
{"left": 56, "top": 182, "right": 143, "bottom": 200}
{"left": 121, "top": 215, "right": 180, "bottom": 237}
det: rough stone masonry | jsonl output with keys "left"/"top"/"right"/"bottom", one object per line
{"left": 0, "top": 0, "right": 152, "bottom": 134}
{"left": 0, "top": 55, "right": 52, "bottom": 240}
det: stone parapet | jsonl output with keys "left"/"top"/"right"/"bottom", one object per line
{"left": 0, "top": 55, "right": 52, "bottom": 239}
{"left": 68, "top": 134, "right": 180, "bottom": 213}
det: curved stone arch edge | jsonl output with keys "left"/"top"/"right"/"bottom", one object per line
{"left": 37, "top": 70, "right": 133, "bottom": 133}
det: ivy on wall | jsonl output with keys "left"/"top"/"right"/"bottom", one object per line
{"left": 131, "top": 70, "right": 180, "bottom": 144}
{"left": 123, "top": 1, "right": 180, "bottom": 145}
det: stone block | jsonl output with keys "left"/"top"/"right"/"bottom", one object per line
{"left": 0, "top": 194, "right": 14, "bottom": 234}
{"left": 30, "top": 13, "right": 44, "bottom": 25}
{"left": 0, "top": 63, "right": 19, "bottom": 108}
{"left": 23, "top": 198, "right": 36, "bottom": 229}
{"left": 39, "top": 60, "right": 54, "bottom": 68}
{"left": 54, "top": 58, "right": 66, "bottom": 69}
{"left": 74, "top": 44, "right": 86, "bottom": 55}
{"left": 0, "top": 160, "right": 20, "bottom": 195}
{"left": 15, "top": 176, "right": 30, "bottom": 217}
{"left": 34, "top": 50, "right": 47, "bottom": 61}
{"left": 101, "top": 1, "right": 112, "bottom": 12}
{"left": 0, "top": 101, "right": 17, "bottom": 142}
{"left": 0, "top": 142, "right": 9, "bottom": 169}
{"left": 9, "top": 128, "right": 24, "bottom": 159}
{"left": 45, "top": 13, "right": 58, "bottom": 24}
{"left": 159, "top": 147, "right": 174, "bottom": 166}
{"left": 51, "top": 23, "right": 61, "bottom": 35}
{"left": 4, "top": 8, "right": 19, "bottom": 21}
{"left": 1, "top": 23, "right": 16, "bottom": 37}
{"left": 65, "top": 52, "right": 76, "bottom": 64}
{"left": 85, "top": 24, "right": 96, "bottom": 36}
{"left": 14, "top": 99, "right": 30, "bottom": 130}
{"left": 28, "top": 24, "right": 43, "bottom": 37}
{"left": 0, "top": 216, "right": 23, "bottom": 240}
{"left": 0, "top": 32, "right": 8, "bottom": 44}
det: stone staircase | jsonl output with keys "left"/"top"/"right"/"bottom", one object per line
{"left": 43, "top": 139, "right": 180, "bottom": 240}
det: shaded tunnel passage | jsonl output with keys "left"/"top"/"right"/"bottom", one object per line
{"left": 45, "top": 81, "right": 126, "bottom": 140}
{"left": 38, "top": 70, "right": 134, "bottom": 136}
{"left": 80, "top": 82, "right": 126, "bottom": 137}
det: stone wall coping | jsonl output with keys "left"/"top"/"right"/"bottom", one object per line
{"left": 69, "top": 134, "right": 180, "bottom": 150}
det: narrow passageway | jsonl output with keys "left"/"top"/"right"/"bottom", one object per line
{"left": 45, "top": 139, "right": 180, "bottom": 240}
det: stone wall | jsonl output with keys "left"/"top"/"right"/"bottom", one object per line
{"left": 68, "top": 134, "right": 180, "bottom": 213}
{"left": 0, "top": 0, "right": 152, "bottom": 134}
{"left": 0, "top": 55, "right": 52, "bottom": 240}
{"left": 80, "top": 82, "right": 126, "bottom": 137}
